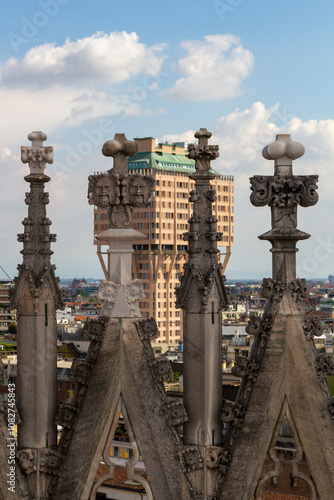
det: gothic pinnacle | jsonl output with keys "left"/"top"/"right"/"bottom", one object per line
{"left": 21, "top": 131, "right": 54, "bottom": 175}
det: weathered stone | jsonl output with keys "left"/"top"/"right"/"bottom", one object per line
{"left": 220, "top": 135, "right": 334, "bottom": 500}
{"left": 53, "top": 318, "right": 190, "bottom": 500}
{"left": 8, "top": 132, "right": 64, "bottom": 500}
{"left": 88, "top": 133, "right": 153, "bottom": 229}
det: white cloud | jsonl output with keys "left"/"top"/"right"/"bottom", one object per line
{"left": 159, "top": 103, "right": 334, "bottom": 278}
{"left": 166, "top": 34, "right": 254, "bottom": 101}
{"left": 1, "top": 31, "right": 166, "bottom": 89}
{"left": 161, "top": 129, "right": 197, "bottom": 144}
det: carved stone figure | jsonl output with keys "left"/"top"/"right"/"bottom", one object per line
{"left": 261, "top": 277, "right": 285, "bottom": 301}
{"left": 128, "top": 174, "right": 153, "bottom": 206}
{"left": 206, "top": 447, "right": 231, "bottom": 475}
{"left": 87, "top": 173, "right": 120, "bottom": 208}
{"left": 17, "top": 449, "right": 37, "bottom": 475}
{"left": 87, "top": 133, "right": 153, "bottom": 229}
{"left": 56, "top": 403, "right": 80, "bottom": 430}
{"left": 69, "top": 360, "right": 94, "bottom": 386}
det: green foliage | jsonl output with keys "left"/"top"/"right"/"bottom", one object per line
{"left": 0, "top": 343, "right": 17, "bottom": 351}
{"left": 8, "top": 323, "right": 17, "bottom": 334}
{"left": 65, "top": 390, "right": 74, "bottom": 401}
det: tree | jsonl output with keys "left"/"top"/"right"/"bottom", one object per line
{"left": 8, "top": 323, "right": 17, "bottom": 335}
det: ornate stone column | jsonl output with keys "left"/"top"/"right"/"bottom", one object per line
{"left": 220, "top": 135, "right": 334, "bottom": 500}
{"left": 176, "top": 128, "right": 228, "bottom": 447}
{"left": 176, "top": 129, "right": 228, "bottom": 497}
{"left": 88, "top": 133, "right": 153, "bottom": 317}
{"left": 10, "top": 132, "right": 64, "bottom": 498}
{"left": 251, "top": 134, "right": 316, "bottom": 285}
{"left": 51, "top": 136, "right": 191, "bottom": 500}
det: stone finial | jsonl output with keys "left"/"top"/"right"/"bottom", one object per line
{"left": 194, "top": 128, "right": 212, "bottom": 146}
{"left": 188, "top": 128, "right": 219, "bottom": 171}
{"left": 102, "top": 133, "right": 138, "bottom": 175}
{"left": 21, "top": 131, "right": 53, "bottom": 175}
{"left": 262, "top": 134, "right": 305, "bottom": 170}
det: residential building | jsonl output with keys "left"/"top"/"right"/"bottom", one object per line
{"left": 0, "top": 281, "right": 16, "bottom": 334}
{"left": 94, "top": 137, "right": 234, "bottom": 342}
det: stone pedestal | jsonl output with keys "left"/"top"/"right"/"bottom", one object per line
{"left": 96, "top": 229, "right": 146, "bottom": 318}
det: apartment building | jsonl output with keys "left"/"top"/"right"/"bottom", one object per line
{"left": 94, "top": 137, "right": 234, "bottom": 342}
{"left": 0, "top": 281, "right": 16, "bottom": 333}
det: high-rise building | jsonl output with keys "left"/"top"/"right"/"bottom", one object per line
{"left": 94, "top": 137, "right": 234, "bottom": 342}
{"left": 0, "top": 281, "right": 15, "bottom": 334}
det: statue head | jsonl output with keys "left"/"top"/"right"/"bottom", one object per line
{"left": 88, "top": 173, "right": 119, "bottom": 208}
{"left": 129, "top": 175, "right": 153, "bottom": 207}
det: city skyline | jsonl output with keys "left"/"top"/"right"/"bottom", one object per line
{"left": 1, "top": 1, "right": 334, "bottom": 279}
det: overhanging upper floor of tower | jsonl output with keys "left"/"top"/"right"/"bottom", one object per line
{"left": 106, "top": 137, "right": 232, "bottom": 179}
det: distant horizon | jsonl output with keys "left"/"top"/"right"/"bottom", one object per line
{"left": 1, "top": 1, "right": 334, "bottom": 279}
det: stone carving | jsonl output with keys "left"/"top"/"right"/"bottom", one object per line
{"left": 87, "top": 173, "right": 120, "bottom": 208}
{"left": 187, "top": 128, "right": 219, "bottom": 171}
{"left": 246, "top": 315, "right": 273, "bottom": 339}
{"left": 232, "top": 356, "right": 259, "bottom": 382}
{"left": 97, "top": 279, "right": 145, "bottom": 316}
{"left": 177, "top": 447, "right": 204, "bottom": 473}
{"left": 10, "top": 131, "right": 64, "bottom": 316}
{"left": 56, "top": 403, "right": 80, "bottom": 430}
{"left": 21, "top": 131, "right": 54, "bottom": 174}
{"left": 245, "top": 316, "right": 262, "bottom": 336}
{"left": 82, "top": 316, "right": 109, "bottom": 343}
{"left": 206, "top": 447, "right": 231, "bottom": 475}
{"left": 204, "top": 189, "right": 217, "bottom": 203}
{"left": 40, "top": 449, "right": 65, "bottom": 476}
{"left": 136, "top": 317, "right": 160, "bottom": 341}
{"left": 68, "top": 360, "right": 94, "bottom": 386}
{"left": 183, "top": 230, "right": 200, "bottom": 253}
{"left": 251, "top": 136, "right": 318, "bottom": 208}
{"left": 128, "top": 174, "right": 154, "bottom": 206}
{"left": 221, "top": 399, "right": 245, "bottom": 428}
{"left": 250, "top": 175, "right": 319, "bottom": 208}
{"left": 315, "top": 354, "right": 334, "bottom": 381}
{"left": 162, "top": 400, "right": 188, "bottom": 427}
{"left": 289, "top": 278, "right": 309, "bottom": 302}
{"left": 302, "top": 316, "right": 323, "bottom": 340}
{"left": 17, "top": 449, "right": 37, "bottom": 475}
{"left": 261, "top": 278, "right": 285, "bottom": 301}
{"left": 189, "top": 189, "right": 200, "bottom": 202}
{"left": 151, "top": 357, "right": 173, "bottom": 383}
{"left": 87, "top": 134, "right": 153, "bottom": 229}
{"left": 97, "top": 280, "right": 120, "bottom": 304}
{"left": 124, "top": 279, "right": 146, "bottom": 312}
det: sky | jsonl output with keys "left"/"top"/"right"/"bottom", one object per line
{"left": 1, "top": 0, "right": 334, "bottom": 280}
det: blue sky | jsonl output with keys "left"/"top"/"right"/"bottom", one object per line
{"left": 1, "top": 0, "right": 334, "bottom": 280}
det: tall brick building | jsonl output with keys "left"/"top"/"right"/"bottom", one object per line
{"left": 94, "top": 137, "right": 234, "bottom": 342}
